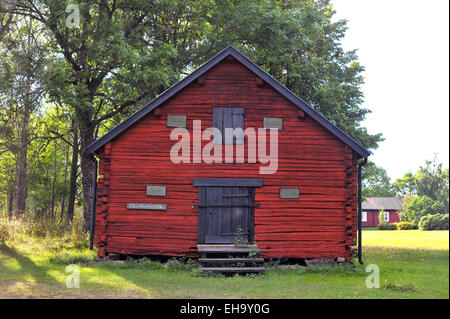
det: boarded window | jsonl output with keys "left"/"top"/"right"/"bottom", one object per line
{"left": 167, "top": 115, "right": 186, "bottom": 128}
{"left": 212, "top": 107, "right": 244, "bottom": 144}
{"left": 279, "top": 188, "right": 300, "bottom": 199}
{"left": 263, "top": 117, "right": 283, "bottom": 130}
{"left": 146, "top": 185, "right": 166, "bottom": 197}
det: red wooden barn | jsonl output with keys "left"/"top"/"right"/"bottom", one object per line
{"left": 362, "top": 197, "right": 403, "bottom": 227}
{"left": 87, "top": 46, "right": 370, "bottom": 265}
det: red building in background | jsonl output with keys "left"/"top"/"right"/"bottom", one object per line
{"left": 362, "top": 197, "right": 403, "bottom": 227}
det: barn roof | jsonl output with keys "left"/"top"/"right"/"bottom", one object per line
{"left": 87, "top": 45, "right": 370, "bottom": 158}
{"left": 362, "top": 197, "right": 404, "bottom": 211}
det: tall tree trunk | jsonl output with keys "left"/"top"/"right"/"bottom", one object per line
{"left": 15, "top": 113, "right": 29, "bottom": 216}
{"left": 79, "top": 122, "right": 95, "bottom": 233}
{"left": 7, "top": 186, "right": 14, "bottom": 218}
{"left": 67, "top": 122, "right": 79, "bottom": 221}
{"left": 61, "top": 140, "right": 70, "bottom": 219}
{"left": 50, "top": 141, "right": 57, "bottom": 218}
{"left": 15, "top": 17, "right": 33, "bottom": 217}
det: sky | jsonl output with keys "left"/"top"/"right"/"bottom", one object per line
{"left": 332, "top": 0, "right": 449, "bottom": 180}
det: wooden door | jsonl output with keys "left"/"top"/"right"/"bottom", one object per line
{"left": 198, "top": 186, "right": 256, "bottom": 244}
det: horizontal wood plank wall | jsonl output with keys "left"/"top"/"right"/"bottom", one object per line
{"left": 97, "top": 59, "right": 359, "bottom": 259}
{"left": 95, "top": 143, "right": 111, "bottom": 257}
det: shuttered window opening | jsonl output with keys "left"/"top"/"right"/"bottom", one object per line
{"left": 212, "top": 107, "right": 244, "bottom": 145}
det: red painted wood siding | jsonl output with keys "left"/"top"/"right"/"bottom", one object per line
{"left": 362, "top": 210, "right": 400, "bottom": 227}
{"left": 94, "top": 59, "right": 360, "bottom": 260}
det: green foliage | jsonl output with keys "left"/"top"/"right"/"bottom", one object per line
{"left": 25, "top": 215, "right": 70, "bottom": 238}
{"left": 395, "top": 222, "right": 415, "bottom": 230}
{"left": 377, "top": 222, "right": 397, "bottom": 230}
{"left": 393, "top": 157, "right": 449, "bottom": 213}
{"left": 414, "top": 157, "right": 449, "bottom": 213}
{"left": 2, "top": 0, "right": 384, "bottom": 231}
{"left": 418, "top": 214, "right": 449, "bottom": 231}
{"left": 392, "top": 172, "right": 416, "bottom": 196}
{"left": 70, "top": 216, "right": 89, "bottom": 249}
{"left": 401, "top": 195, "right": 446, "bottom": 226}
{"left": 234, "top": 227, "right": 249, "bottom": 248}
{"left": 0, "top": 219, "right": 9, "bottom": 243}
{"left": 236, "top": 1, "right": 382, "bottom": 150}
{"left": 0, "top": 213, "right": 89, "bottom": 250}
{"left": 362, "top": 162, "right": 395, "bottom": 198}
{"left": 49, "top": 249, "right": 95, "bottom": 265}
{"left": 166, "top": 257, "right": 199, "bottom": 272}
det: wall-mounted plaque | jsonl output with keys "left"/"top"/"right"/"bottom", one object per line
{"left": 127, "top": 203, "right": 167, "bottom": 210}
{"left": 146, "top": 185, "right": 166, "bottom": 197}
{"left": 263, "top": 117, "right": 283, "bottom": 130}
{"left": 280, "top": 188, "right": 299, "bottom": 199}
{"left": 167, "top": 115, "right": 187, "bottom": 128}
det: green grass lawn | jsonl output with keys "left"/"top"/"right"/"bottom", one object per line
{"left": 0, "top": 229, "right": 448, "bottom": 298}
{"left": 363, "top": 229, "right": 449, "bottom": 250}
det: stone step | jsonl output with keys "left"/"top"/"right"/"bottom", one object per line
{"left": 199, "top": 258, "right": 264, "bottom": 263}
{"left": 200, "top": 267, "right": 266, "bottom": 274}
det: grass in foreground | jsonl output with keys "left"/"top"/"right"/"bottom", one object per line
{"left": 0, "top": 217, "right": 448, "bottom": 298}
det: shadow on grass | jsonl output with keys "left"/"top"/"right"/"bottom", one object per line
{"left": 97, "top": 247, "right": 450, "bottom": 298}
{"left": 0, "top": 244, "right": 59, "bottom": 285}
{"left": 1, "top": 242, "right": 448, "bottom": 298}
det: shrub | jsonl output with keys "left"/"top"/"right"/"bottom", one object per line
{"left": 70, "top": 216, "right": 89, "bottom": 249}
{"left": 49, "top": 250, "right": 95, "bottom": 264}
{"left": 419, "top": 214, "right": 449, "bottom": 230}
{"left": 0, "top": 220, "right": 10, "bottom": 243}
{"left": 26, "top": 215, "right": 72, "bottom": 238}
{"left": 166, "top": 257, "right": 199, "bottom": 272}
{"left": 439, "top": 214, "right": 450, "bottom": 230}
{"left": 395, "top": 222, "right": 415, "bottom": 230}
{"left": 377, "top": 222, "right": 397, "bottom": 230}
{"left": 401, "top": 196, "right": 446, "bottom": 226}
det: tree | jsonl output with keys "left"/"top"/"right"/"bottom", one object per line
{"left": 0, "top": 14, "right": 47, "bottom": 216}
{"left": 392, "top": 172, "right": 416, "bottom": 196}
{"left": 6, "top": 0, "right": 382, "bottom": 230}
{"left": 401, "top": 195, "right": 446, "bottom": 226}
{"left": 23, "top": 106, "right": 78, "bottom": 219}
{"left": 203, "top": 0, "right": 383, "bottom": 150}
{"left": 362, "top": 161, "right": 395, "bottom": 198}
{"left": 9, "top": 0, "right": 184, "bottom": 229}
{"left": 415, "top": 156, "right": 449, "bottom": 213}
